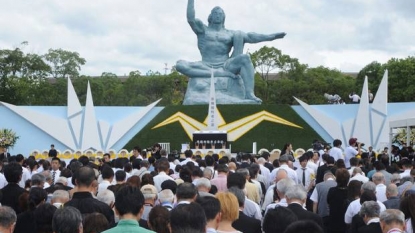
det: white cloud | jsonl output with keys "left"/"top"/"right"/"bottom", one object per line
{"left": 0, "top": 0, "right": 414, "bottom": 75}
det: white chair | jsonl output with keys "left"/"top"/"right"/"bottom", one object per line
{"left": 258, "top": 148, "right": 269, "bottom": 155}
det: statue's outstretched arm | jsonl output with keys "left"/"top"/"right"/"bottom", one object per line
{"left": 244, "top": 32, "right": 286, "bottom": 44}
{"left": 187, "top": 0, "right": 204, "bottom": 34}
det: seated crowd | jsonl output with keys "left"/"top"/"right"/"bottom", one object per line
{"left": 0, "top": 139, "right": 414, "bottom": 233}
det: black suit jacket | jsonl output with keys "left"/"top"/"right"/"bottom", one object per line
{"left": 357, "top": 222, "right": 382, "bottom": 233}
{"left": 65, "top": 192, "right": 115, "bottom": 225}
{"left": 232, "top": 211, "right": 262, "bottom": 233}
{"left": 0, "top": 183, "right": 26, "bottom": 214}
{"left": 14, "top": 210, "right": 36, "bottom": 233}
{"left": 287, "top": 203, "right": 324, "bottom": 229}
{"left": 0, "top": 152, "right": 11, "bottom": 161}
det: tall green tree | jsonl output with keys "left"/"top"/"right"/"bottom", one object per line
{"left": 44, "top": 48, "right": 86, "bottom": 79}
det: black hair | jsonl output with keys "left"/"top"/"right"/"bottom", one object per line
{"left": 263, "top": 206, "right": 298, "bottom": 233}
{"left": 226, "top": 172, "right": 245, "bottom": 189}
{"left": 283, "top": 220, "right": 323, "bottom": 233}
{"left": 101, "top": 165, "right": 114, "bottom": 180}
{"left": 28, "top": 187, "right": 48, "bottom": 211}
{"left": 34, "top": 203, "right": 57, "bottom": 233}
{"left": 77, "top": 156, "right": 89, "bottom": 166}
{"left": 184, "top": 150, "right": 193, "bottom": 158}
{"left": 196, "top": 196, "right": 221, "bottom": 221}
{"left": 115, "top": 170, "right": 126, "bottom": 182}
{"left": 115, "top": 185, "right": 145, "bottom": 216}
{"left": 170, "top": 203, "right": 206, "bottom": 233}
{"left": 148, "top": 206, "right": 170, "bottom": 233}
{"left": 51, "top": 157, "right": 61, "bottom": 164}
{"left": 3, "top": 162, "right": 22, "bottom": 183}
{"left": 176, "top": 182, "right": 197, "bottom": 200}
{"left": 83, "top": 212, "right": 109, "bottom": 233}
{"left": 75, "top": 166, "right": 96, "bottom": 187}
{"left": 333, "top": 139, "right": 342, "bottom": 147}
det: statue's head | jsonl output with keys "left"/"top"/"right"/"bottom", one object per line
{"left": 208, "top": 6, "right": 225, "bottom": 27}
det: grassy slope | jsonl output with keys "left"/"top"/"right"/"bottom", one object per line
{"left": 124, "top": 105, "right": 322, "bottom": 152}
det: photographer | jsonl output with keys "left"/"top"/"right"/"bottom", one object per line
{"left": 344, "top": 138, "right": 362, "bottom": 169}
{"left": 151, "top": 143, "right": 161, "bottom": 160}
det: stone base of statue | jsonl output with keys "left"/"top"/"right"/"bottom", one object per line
{"left": 183, "top": 76, "right": 260, "bottom": 105}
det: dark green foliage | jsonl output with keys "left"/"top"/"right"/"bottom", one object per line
{"left": 124, "top": 105, "right": 323, "bottom": 152}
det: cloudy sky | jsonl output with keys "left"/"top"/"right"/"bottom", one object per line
{"left": 1, "top": 0, "right": 414, "bottom": 76}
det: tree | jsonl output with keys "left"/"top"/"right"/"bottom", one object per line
{"left": 43, "top": 49, "right": 86, "bottom": 79}
{"left": 250, "top": 46, "right": 307, "bottom": 103}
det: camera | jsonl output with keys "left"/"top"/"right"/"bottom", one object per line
{"left": 358, "top": 142, "right": 365, "bottom": 147}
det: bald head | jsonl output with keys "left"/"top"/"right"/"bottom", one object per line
{"left": 386, "top": 183, "right": 398, "bottom": 197}
{"left": 275, "top": 169, "right": 288, "bottom": 183}
{"left": 372, "top": 172, "right": 385, "bottom": 185}
{"left": 228, "top": 162, "right": 237, "bottom": 171}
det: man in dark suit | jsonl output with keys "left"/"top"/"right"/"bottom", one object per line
{"left": 65, "top": 167, "right": 114, "bottom": 225}
{"left": 357, "top": 201, "right": 381, "bottom": 233}
{"left": 0, "top": 162, "right": 25, "bottom": 214}
{"left": 286, "top": 184, "right": 324, "bottom": 229}
{"left": 0, "top": 148, "right": 11, "bottom": 161}
{"left": 229, "top": 187, "right": 262, "bottom": 233}
{"left": 316, "top": 155, "right": 336, "bottom": 184}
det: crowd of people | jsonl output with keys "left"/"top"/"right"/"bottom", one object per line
{"left": 0, "top": 139, "right": 413, "bottom": 233}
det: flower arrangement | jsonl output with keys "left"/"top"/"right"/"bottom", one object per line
{"left": 0, "top": 128, "right": 19, "bottom": 148}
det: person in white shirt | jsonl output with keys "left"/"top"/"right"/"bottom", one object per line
{"left": 97, "top": 165, "right": 114, "bottom": 194}
{"left": 329, "top": 139, "right": 344, "bottom": 162}
{"left": 373, "top": 172, "right": 387, "bottom": 202}
{"left": 153, "top": 159, "right": 174, "bottom": 192}
{"left": 50, "top": 157, "right": 62, "bottom": 185}
{"left": 344, "top": 138, "right": 361, "bottom": 169}
{"left": 16, "top": 154, "right": 31, "bottom": 188}
{"left": 349, "top": 167, "right": 369, "bottom": 184}
{"left": 265, "top": 177, "right": 295, "bottom": 214}
{"left": 344, "top": 181, "right": 386, "bottom": 224}
{"left": 180, "top": 150, "right": 198, "bottom": 166}
{"left": 296, "top": 154, "right": 315, "bottom": 192}
{"left": 349, "top": 92, "right": 360, "bottom": 103}
{"left": 269, "top": 154, "right": 298, "bottom": 185}
{"left": 257, "top": 157, "right": 271, "bottom": 189}
{"left": 399, "top": 159, "right": 412, "bottom": 179}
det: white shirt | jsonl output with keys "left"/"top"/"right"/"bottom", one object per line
{"left": 98, "top": 180, "right": 111, "bottom": 194}
{"left": 264, "top": 198, "right": 288, "bottom": 215}
{"left": 0, "top": 173, "right": 7, "bottom": 189}
{"left": 344, "top": 146, "right": 358, "bottom": 168}
{"left": 330, "top": 147, "right": 344, "bottom": 162}
{"left": 243, "top": 198, "right": 262, "bottom": 220}
{"left": 153, "top": 171, "right": 174, "bottom": 192}
{"left": 262, "top": 184, "right": 275, "bottom": 211}
{"left": 180, "top": 158, "right": 198, "bottom": 166}
{"left": 376, "top": 184, "right": 387, "bottom": 202}
{"left": 18, "top": 166, "right": 31, "bottom": 188}
{"left": 259, "top": 164, "right": 271, "bottom": 188}
{"left": 307, "top": 161, "right": 318, "bottom": 174}
{"left": 344, "top": 198, "right": 386, "bottom": 224}
{"left": 400, "top": 169, "right": 411, "bottom": 179}
{"left": 51, "top": 170, "right": 61, "bottom": 185}
{"left": 269, "top": 164, "right": 298, "bottom": 185}
{"left": 296, "top": 166, "right": 315, "bottom": 189}
{"left": 349, "top": 94, "right": 360, "bottom": 102}
{"left": 349, "top": 173, "right": 369, "bottom": 184}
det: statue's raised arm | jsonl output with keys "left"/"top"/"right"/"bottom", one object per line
{"left": 177, "top": 1, "right": 286, "bottom": 105}
{"left": 244, "top": 32, "right": 286, "bottom": 44}
{"left": 187, "top": 0, "right": 205, "bottom": 34}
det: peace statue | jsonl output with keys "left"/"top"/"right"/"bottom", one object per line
{"left": 177, "top": 0, "right": 286, "bottom": 105}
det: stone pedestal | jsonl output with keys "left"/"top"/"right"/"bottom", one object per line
{"left": 183, "top": 76, "right": 259, "bottom": 105}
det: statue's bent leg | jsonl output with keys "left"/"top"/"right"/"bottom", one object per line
{"left": 176, "top": 60, "right": 236, "bottom": 78}
{"left": 226, "top": 55, "right": 262, "bottom": 103}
